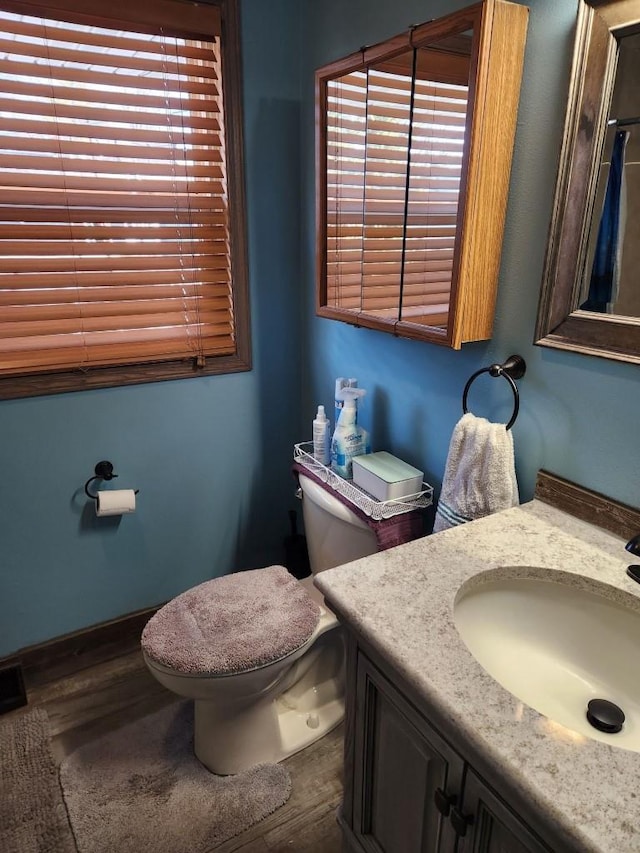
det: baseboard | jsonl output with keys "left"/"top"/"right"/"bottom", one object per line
{"left": 534, "top": 470, "right": 640, "bottom": 541}
{"left": 0, "top": 603, "right": 164, "bottom": 690}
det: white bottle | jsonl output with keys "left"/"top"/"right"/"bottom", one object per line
{"left": 347, "top": 378, "right": 358, "bottom": 422}
{"left": 334, "top": 378, "right": 346, "bottom": 430}
{"left": 313, "top": 405, "right": 330, "bottom": 466}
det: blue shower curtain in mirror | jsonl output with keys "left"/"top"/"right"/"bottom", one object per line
{"left": 581, "top": 129, "right": 630, "bottom": 313}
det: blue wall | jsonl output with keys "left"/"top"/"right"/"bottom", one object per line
{"left": 1, "top": 0, "right": 638, "bottom": 658}
{"left": 299, "top": 0, "right": 639, "bottom": 513}
{"left": 0, "top": 0, "right": 304, "bottom": 657}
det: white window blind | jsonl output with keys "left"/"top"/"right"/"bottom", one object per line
{"left": 0, "top": 2, "right": 236, "bottom": 378}
{"left": 326, "top": 60, "right": 468, "bottom": 327}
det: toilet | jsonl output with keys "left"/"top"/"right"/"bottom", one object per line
{"left": 142, "top": 472, "right": 378, "bottom": 775}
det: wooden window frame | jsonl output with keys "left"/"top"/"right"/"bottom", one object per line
{"left": 0, "top": 0, "right": 251, "bottom": 400}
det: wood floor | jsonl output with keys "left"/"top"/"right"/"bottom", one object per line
{"left": 12, "top": 648, "right": 345, "bottom": 853}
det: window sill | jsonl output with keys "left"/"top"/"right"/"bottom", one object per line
{"left": 0, "top": 350, "right": 252, "bottom": 400}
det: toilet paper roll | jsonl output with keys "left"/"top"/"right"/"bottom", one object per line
{"left": 95, "top": 489, "right": 136, "bottom": 517}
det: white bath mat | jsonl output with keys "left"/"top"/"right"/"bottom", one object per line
{"left": 0, "top": 707, "right": 76, "bottom": 853}
{"left": 60, "top": 701, "right": 292, "bottom": 853}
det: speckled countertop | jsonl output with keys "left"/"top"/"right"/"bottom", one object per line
{"left": 314, "top": 500, "right": 640, "bottom": 853}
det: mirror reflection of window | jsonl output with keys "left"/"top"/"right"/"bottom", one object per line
{"left": 325, "top": 33, "right": 471, "bottom": 327}
{"left": 326, "top": 70, "right": 368, "bottom": 314}
{"left": 405, "top": 34, "right": 471, "bottom": 328}
{"left": 582, "top": 30, "right": 640, "bottom": 318}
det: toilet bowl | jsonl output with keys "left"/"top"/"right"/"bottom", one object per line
{"left": 142, "top": 471, "right": 378, "bottom": 775}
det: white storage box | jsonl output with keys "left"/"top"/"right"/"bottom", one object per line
{"left": 352, "top": 452, "right": 424, "bottom": 502}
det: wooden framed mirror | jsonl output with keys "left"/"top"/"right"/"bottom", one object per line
{"left": 315, "top": 0, "right": 528, "bottom": 349}
{"left": 536, "top": 0, "right": 640, "bottom": 364}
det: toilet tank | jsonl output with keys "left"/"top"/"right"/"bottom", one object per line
{"left": 298, "top": 473, "right": 378, "bottom": 575}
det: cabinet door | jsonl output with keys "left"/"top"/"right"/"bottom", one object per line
{"left": 456, "top": 769, "right": 552, "bottom": 853}
{"left": 352, "top": 653, "right": 463, "bottom": 853}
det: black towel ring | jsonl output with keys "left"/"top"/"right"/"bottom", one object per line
{"left": 462, "top": 354, "right": 526, "bottom": 431}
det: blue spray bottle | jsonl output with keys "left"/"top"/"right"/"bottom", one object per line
{"left": 330, "top": 387, "right": 370, "bottom": 478}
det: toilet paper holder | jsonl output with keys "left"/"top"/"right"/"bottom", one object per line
{"left": 84, "top": 460, "right": 139, "bottom": 500}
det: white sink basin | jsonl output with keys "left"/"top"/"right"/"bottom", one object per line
{"left": 454, "top": 569, "right": 640, "bottom": 750}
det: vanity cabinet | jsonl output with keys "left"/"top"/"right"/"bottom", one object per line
{"left": 341, "top": 645, "right": 552, "bottom": 853}
{"left": 456, "top": 768, "right": 549, "bottom": 853}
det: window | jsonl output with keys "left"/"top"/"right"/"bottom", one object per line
{"left": 0, "top": 0, "right": 250, "bottom": 399}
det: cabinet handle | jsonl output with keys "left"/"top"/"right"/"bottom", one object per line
{"left": 434, "top": 787, "right": 457, "bottom": 817}
{"left": 450, "top": 806, "right": 474, "bottom": 837}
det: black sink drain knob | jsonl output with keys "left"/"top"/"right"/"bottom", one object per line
{"left": 586, "top": 699, "right": 625, "bottom": 734}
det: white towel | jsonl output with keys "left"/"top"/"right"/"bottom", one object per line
{"left": 434, "top": 413, "right": 519, "bottom": 532}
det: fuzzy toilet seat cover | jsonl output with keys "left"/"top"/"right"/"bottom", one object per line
{"left": 141, "top": 565, "right": 321, "bottom": 676}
